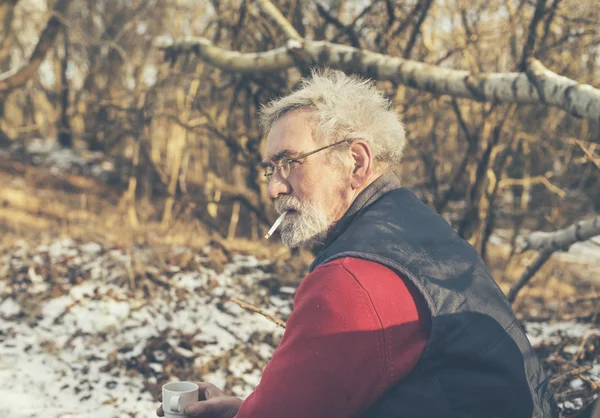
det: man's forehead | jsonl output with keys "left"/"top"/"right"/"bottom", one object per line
{"left": 264, "top": 148, "right": 296, "bottom": 163}
{"left": 262, "top": 116, "right": 314, "bottom": 163}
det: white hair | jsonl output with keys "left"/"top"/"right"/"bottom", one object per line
{"left": 259, "top": 69, "right": 406, "bottom": 169}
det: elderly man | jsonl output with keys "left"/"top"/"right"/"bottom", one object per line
{"left": 158, "top": 70, "right": 558, "bottom": 418}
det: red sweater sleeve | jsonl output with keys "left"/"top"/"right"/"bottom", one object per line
{"left": 235, "top": 257, "right": 431, "bottom": 418}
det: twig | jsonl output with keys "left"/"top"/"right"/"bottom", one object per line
{"left": 575, "top": 332, "right": 599, "bottom": 361}
{"left": 126, "top": 251, "right": 136, "bottom": 290}
{"left": 0, "top": 0, "right": 72, "bottom": 93}
{"left": 555, "top": 387, "right": 593, "bottom": 402}
{"left": 256, "top": 0, "right": 303, "bottom": 42}
{"left": 573, "top": 139, "right": 600, "bottom": 171}
{"left": 229, "top": 297, "right": 286, "bottom": 328}
{"left": 145, "top": 272, "right": 171, "bottom": 289}
{"left": 507, "top": 250, "right": 552, "bottom": 303}
{"left": 550, "top": 364, "right": 593, "bottom": 385}
{"left": 403, "top": 0, "right": 433, "bottom": 59}
{"left": 519, "top": 0, "right": 547, "bottom": 71}
{"left": 498, "top": 174, "right": 566, "bottom": 198}
{"left": 316, "top": 3, "right": 360, "bottom": 48}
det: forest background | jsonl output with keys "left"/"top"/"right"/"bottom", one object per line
{"left": 0, "top": 0, "right": 599, "bottom": 417}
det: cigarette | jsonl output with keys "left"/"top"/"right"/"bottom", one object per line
{"left": 265, "top": 211, "right": 288, "bottom": 239}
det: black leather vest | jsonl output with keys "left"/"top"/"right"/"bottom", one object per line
{"left": 310, "top": 173, "right": 559, "bottom": 418}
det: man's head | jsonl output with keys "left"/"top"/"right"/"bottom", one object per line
{"left": 260, "top": 70, "right": 406, "bottom": 248}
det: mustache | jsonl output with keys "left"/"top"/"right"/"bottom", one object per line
{"left": 274, "top": 196, "right": 302, "bottom": 214}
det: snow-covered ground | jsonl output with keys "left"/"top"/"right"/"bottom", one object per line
{"left": 1, "top": 238, "right": 598, "bottom": 417}
{"left": 0, "top": 239, "right": 291, "bottom": 417}
{"left": 1, "top": 137, "right": 117, "bottom": 180}
{"left": 0, "top": 140, "right": 598, "bottom": 415}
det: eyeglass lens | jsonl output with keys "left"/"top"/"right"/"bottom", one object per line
{"left": 264, "top": 160, "right": 291, "bottom": 180}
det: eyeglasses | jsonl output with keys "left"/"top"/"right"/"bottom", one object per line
{"left": 262, "top": 139, "right": 352, "bottom": 180}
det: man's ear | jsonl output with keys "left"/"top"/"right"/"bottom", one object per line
{"left": 349, "top": 141, "right": 373, "bottom": 190}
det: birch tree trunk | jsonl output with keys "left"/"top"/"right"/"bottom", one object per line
{"left": 159, "top": 37, "right": 600, "bottom": 123}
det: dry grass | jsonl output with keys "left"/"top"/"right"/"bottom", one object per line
{"left": 1, "top": 157, "right": 598, "bottom": 416}
{"left": 1, "top": 155, "right": 597, "bottom": 297}
{"left": 0, "top": 159, "right": 307, "bottom": 277}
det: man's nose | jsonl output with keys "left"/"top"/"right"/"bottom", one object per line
{"left": 267, "top": 175, "right": 291, "bottom": 199}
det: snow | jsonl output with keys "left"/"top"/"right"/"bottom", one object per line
{"left": 0, "top": 297, "right": 21, "bottom": 317}
{"left": 0, "top": 239, "right": 290, "bottom": 417}
{"left": 6, "top": 139, "right": 117, "bottom": 182}
{"left": 563, "top": 399, "right": 584, "bottom": 410}
{"left": 0, "top": 237, "right": 598, "bottom": 416}
{"left": 491, "top": 230, "right": 600, "bottom": 272}
{"left": 524, "top": 321, "right": 599, "bottom": 347}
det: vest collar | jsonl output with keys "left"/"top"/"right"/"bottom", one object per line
{"left": 342, "top": 172, "right": 401, "bottom": 220}
{"left": 313, "top": 172, "right": 402, "bottom": 261}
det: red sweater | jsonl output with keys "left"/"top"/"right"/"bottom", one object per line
{"left": 235, "top": 257, "right": 431, "bottom": 418}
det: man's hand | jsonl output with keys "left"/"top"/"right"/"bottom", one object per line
{"left": 156, "top": 382, "right": 243, "bottom": 418}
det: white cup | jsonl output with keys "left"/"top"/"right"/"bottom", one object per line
{"left": 162, "top": 381, "right": 199, "bottom": 418}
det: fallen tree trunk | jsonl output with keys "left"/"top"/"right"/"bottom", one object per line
{"left": 158, "top": 36, "right": 600, "bottom": 124}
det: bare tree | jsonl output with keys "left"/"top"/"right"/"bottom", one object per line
{"left": 0, "top": 0, "right": 72, "bottom": 93}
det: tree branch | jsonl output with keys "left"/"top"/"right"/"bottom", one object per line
{"left": 436, "top": 100, "right": 479, "bottom": 212}
{"left": 508, "top": 215, "right": 600, "bottom": 302}
{"left": 520, "top": 215, "right": 600, "bottom": 252}
{"left": 391, "top": 1, "right": 423, "bottom": 38}
{"left": 519, "top": 0, "right": 547, "bottom": 71}
{"left": 256, "top": 0, "right": 302, "bottom": 42}
{"left": 507, "top": 250, "right": 552, "bottom": 303}
{"left": 0, "top": 0, "right": 19, "bottom": 63}
{"left": 157, "top": 37, "right": 600, "bottom": 124}
{"left": 538, "top": 0, "right": 561, "bottom": 53}
{"left": 229, "top": 297, "right": 286, "bottom": 328}
{"left": 403, "top": 0, "right": 433, "bottom": 59}
{"left": 0, "top": 0, "right": 72, "bottom": 93}
{"left": 316, "top": 3, "right": 360, "bottom": 48}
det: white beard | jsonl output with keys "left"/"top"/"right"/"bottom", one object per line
{"left": 274, "top": 196, "right": 332, "bottom": 248}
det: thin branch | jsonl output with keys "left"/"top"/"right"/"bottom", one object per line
{"left": 229, "top": 297, "right": 287, "bottom": 328}
{"left": 316, "top": 3, "right": 360, "bottom": 48}
{"left": 549, "top": 365, "right": 593, "bottom": 385}
{"left": 256, "top": 0, "right": 302, "bottom": 42}
{"left": 498, "top": 174, "right": 566, "bottom": 198}
{"left": 507, "top": 250, "right": 552, "bottom": 303}
{"left": 384, "top": 0, "right": 395, "bottom": 29}
{"left": 539, "top": 28, "right": 598, "bottom": 56}
{"left": 572, "top": 139, "right": 600, "bottom": 171}
{"left": 403, "top": 0, "right": 433, "bottom": 59}
{"left": 391, "top": 1, "right": 423, "bottom": 38}
{"left": 519, "top": 0, "right": 547, "bottom": 71}
{"left": 538, "top": 0, "right": 561, "bottom": 52}
{"left": 0, "top": 0, "right": 19, "bottom": 62}
{"left": 351, "top": 2, "right": 379, "bottom": 27}
{"left": 436, "top": 100, "right": 479, "bottom": 212}
{"left": 157, "top": 37, "right": 600, "bottom": 123}
{"left": 0, "top": 0, "right": 72, "bottom": 93}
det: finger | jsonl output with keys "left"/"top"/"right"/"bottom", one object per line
{"left": 156, "top": 405, "right": 164, "bottom": 417}
{"left": 184, "top": 398, "right": 239, "bottom": 418}
{"left": 157, "top": 394, "right": 162, "bottom": 402}
{"left": 184, "top": 400, "right": 222, "bottom": 417}
{"left": 189, "top": 382, "right": 223, "bottom": 401}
